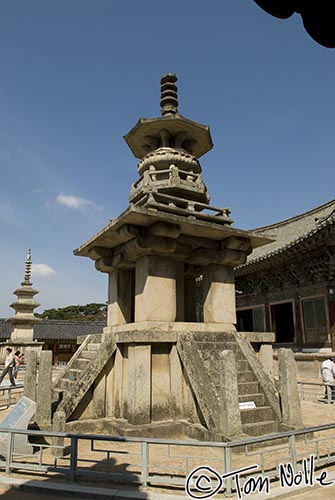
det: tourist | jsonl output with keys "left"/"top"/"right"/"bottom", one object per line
{"left": 13, "top": 350, "right": 23, "bottom": 379}
{"left": 0, "top": 347, "right": 16, "bottom": 386}
{"left": 321, "top": 357, "right": 335, "bottom": 401}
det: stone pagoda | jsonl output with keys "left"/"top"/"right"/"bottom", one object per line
{"left": 52, "top": 75, "right": 289, "bottom": 439}
{"left": 80, "top": 74, "right": 271, "bottom": 332}
{"left": 0, "top": 250, "right": 43, "bottom": 361}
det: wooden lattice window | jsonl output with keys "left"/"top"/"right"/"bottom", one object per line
{"left": 302, "top": 297, "right": 328, "bottom": 344}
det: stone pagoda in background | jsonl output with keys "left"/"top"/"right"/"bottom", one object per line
{"left": 0, "top": 250, "right": 43, "bottom": 361}
{"left": 51, "top": 75, "right": 299, "bottom": 440}
{"left": 9, "top": 249, "right": 40, "bottom": 342}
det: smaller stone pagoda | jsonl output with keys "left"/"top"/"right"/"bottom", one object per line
{"left": 0, "top": 250, "right": 43, "bottom": 361}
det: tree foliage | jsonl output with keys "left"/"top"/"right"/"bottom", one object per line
{"left": 36, "top": 303, "right": 107, "bottom": 321}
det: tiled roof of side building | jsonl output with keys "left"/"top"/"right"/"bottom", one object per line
{"left": 236, "top": 199, "right": 335, "bottom": 274}
{"left": 0, "top": 319, "right": 106, "bottom": 341}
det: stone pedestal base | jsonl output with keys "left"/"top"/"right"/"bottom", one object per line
{"left": 103, "top": 321, "right": 236, "bottom": 337}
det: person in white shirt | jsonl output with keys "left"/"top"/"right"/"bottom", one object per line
{"left": 321, "top": 357, "right": 335, "bottom": 400}
{"left": 0, "top": 347, "right": 16, "bottom": 386}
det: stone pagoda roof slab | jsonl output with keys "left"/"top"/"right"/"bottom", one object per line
{"left": 124, "top": 113, "right": 213, "bottom": 159}
{"left": 74, "top": 204, "right": 273, "bottom": 258}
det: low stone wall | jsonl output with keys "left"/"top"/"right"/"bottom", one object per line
{"left": 273, "top": 352, "right": 335, "bottom": 380}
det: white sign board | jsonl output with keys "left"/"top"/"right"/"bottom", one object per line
{"left": 0, "top": 396, "right": 36, "bottom": 455}
{"left": 239, "top": 401, "right": 256, "bottom": 410}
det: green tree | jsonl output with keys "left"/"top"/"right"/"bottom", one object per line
{"left": 36, "top": 303, "right": 107, "bottom": 321}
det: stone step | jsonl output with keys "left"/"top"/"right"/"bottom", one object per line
{"left": 239, "top": 393, "right": 265, "bottom": 406}
{"left": 242, "top": 420, "right": 278, "bottom": 436}
{"left": 238, "top": 381, "right": 259, "bottom": 395}
{"left": 236, "top": 360, "right": 249, "bottom": 371}
{"left": 198, "top": 346, "right": 244, "bottom": 359}
{"left": 196, "top": 341, "right": 237, "bottom": 349}
{"left": 87, "top": 343, "right": 101, "bottom": 351}
{"left": 81, "top": 350, "right": 97, "bottom": 360}
{"left": 237, "top": 371, "right": 255, "bottom": 383}
{"left": 53, "top": 387, "right": 69, "bottom": 400}
{"left": 74, "top": 358, "right": 90, "bottom": 369}
{"left": 208, "top": 370, "right": 256, "bottom": 387}
{"left": 60, "top": 378, "right": 76, "bottom": 390}
{"left": 240, "top": 406, "right": 274, "bottom": 424}
{"left": 69, "top": 368, "right": 82, "bottom": 377}
{"left": 193, "top": 334, "right": 236, "bottom": 343}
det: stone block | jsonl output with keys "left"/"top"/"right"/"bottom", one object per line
{"left": 23, "top": 349, "right": 37, "bottom": 402}
{"left": 108, "top": 269, "right": 134, "bottom": 326}
{"left": 203, "top": 264, "right": 236, "bottom": 325}
{"left": 218, "top": 350, "right": 243, "bottom": 437}
{"left": 135, "top": 255, "right": 176, "bottom": 322}
{"left": 36, "top": 350, "right": 52, "bottom": 428}
{"left": 127, "top": 344, "right": 151, "bottom": 425}
{"left": 259, "top": 343, "right": 274, "bottom": 380}
{"left": 278, "top": 348, "right": 303, "bottom": 428}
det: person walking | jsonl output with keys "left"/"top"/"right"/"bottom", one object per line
{"left": 13, "top": 350, "right": 23, "bottom": 379}
{"left": 0, "top": 347, "right": 16, "bottom": 386}
{"left": 321, "top": 356, "right": 335, "bottom": 401}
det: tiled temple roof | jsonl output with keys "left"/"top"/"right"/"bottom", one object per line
{"left": 0, "top": 319, "right": 106, "bottom": 341}
{"left": 235, "top": 199, "right": 335, "bottom": 276}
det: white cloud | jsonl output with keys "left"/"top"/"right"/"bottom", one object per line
{"left": 31, "top": 263, "right": 56, "bottom": 278}
{"left": 56, "top": 193, "right": 103, "bottom": 211}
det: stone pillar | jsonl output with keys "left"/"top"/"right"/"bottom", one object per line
{"left": 294, "top": 295, "right": 304, "bottom": 350}
{"left": 278, "top": 348, "right": 303, "bottom": 429}
{"left": 219, "top": 350, "right": 242, "bottom": 437}
{"left": 93, "top": 372, "right": 106, "bottom": 418}
{"left": 52, "top": 410, "right": 66, "bottom": 458}
{"left": 108, "top": 269, "right": 134, "bottom": 326}
{"left": 259, "top": 343, "right": 274, "bottom": 380}
{"left": 112, "top": 346, "right": 124, "bottom": 418}
{"left": 23, "top": 350, "right": 37, "bottom": 401}
{"left": 151, "top": 344, "right": 170, "bottom": 421}
{"left": 202, "top": 264, "right": 236, "bottom": 326}
{"left": 127, "top": 344, "right": 151, "bottom": 424}
{"left": 135, "top": 255, "right": 176, "bottom": 322}
{"left": 184, "top": 275, "right": 197, "bottom": 322}
{"left": 175, "top": 262, "right": 185, "bottom": 321}
{"left": 170, "top": 345, "right": 184, "bottom": 419}
{"left": 36, "top": 350, "right": 52, "bottom": 428}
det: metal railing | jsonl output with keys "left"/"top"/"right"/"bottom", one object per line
{"left": 0, "top": 384, "right": 24, "bottom": 410}
{"left": 297, "top": 381, "right": 334, "bottom": 403}
{"left": 0, "top": 423, "right": 335, "bottom": 497}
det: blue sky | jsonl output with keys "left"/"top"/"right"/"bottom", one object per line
{"left": 1, "top": 0, "right": 334, "bottom": 316}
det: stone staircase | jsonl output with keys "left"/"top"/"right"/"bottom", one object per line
{"left": 52, "top": 333, "right": 116, "bottom": 421}
{"left": 177, "top": 331, "right": 282, "bottom": 439}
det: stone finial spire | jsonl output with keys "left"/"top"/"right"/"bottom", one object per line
{"left": 23, "top": 248, "right": 32, "bottom": 285}
{"left": 160, "top": 73, "right": 178, "bottom": 116}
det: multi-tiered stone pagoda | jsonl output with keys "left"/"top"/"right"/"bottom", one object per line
{"left": 0, "top": 250, "right": 43, "bottom": 361}
{"left": 52, "top": 75, "right": 292, "bottom": 439}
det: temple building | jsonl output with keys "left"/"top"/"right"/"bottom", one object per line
{"left": 235, "top": 199, "right": 335, "bottom": 351}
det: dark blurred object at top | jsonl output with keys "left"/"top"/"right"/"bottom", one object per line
{"left": 253, "top": 0, "right": 335, "bottom": 48}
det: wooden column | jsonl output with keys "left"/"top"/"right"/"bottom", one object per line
{"left": 328, "top": 294, "right": 335, "bottom": 351}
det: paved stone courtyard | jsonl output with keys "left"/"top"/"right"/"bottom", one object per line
{"left": 0, "top": 394, "right": 335, "bottom": 499}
